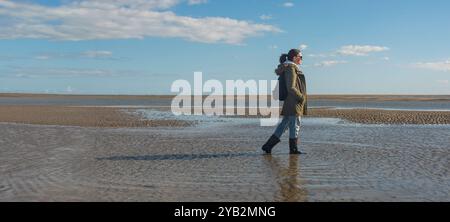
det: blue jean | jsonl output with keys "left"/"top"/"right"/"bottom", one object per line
{"left": 273, "top": 116, "right": 301, "bottom": 139}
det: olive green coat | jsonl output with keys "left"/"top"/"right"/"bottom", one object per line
{"left": 276, "top": 63, "right": 308, "bottom": 117}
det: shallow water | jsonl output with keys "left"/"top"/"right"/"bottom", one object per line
{"left": 1, "top": 95, "right": 449, "bottom": 201}
{"left": 1, "top": 107, "right": 449, "bottom": 201}
{"left": 298, "top": 119, "right": 450, "bottom": 201}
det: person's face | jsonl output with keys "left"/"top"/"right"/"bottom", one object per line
{"left": 294, "top": 53, "right": 303, "bottom": 65}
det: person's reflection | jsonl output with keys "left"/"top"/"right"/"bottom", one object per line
{"left": 263, "top": 155, "right": 307, "bottom": 202}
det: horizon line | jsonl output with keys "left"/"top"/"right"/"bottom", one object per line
{"left": 1, "top": 93, "right": 449, "bottom": 97}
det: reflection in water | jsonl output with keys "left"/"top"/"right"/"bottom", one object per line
{"left": 263, "top": 155, "right": 308, "bottom": 202}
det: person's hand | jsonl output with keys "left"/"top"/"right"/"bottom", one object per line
{"left": 298, "top": 95, "right": 304, "bottom": 104}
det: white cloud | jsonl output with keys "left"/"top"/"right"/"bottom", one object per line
{"left": 283, "top": 2, "right": 294, "bottom": 8}
{"left": 82, "top": 51, "right": 113, "bottom": 58}
{"left": 33, "top": 51, "right": 114, "bottom": 60}
{"left": 268, "top": 45, "right": 278, "bottom": 50}
{"left": 72, "top": 0, "right": 184, "bottom": 10}
{"left": 413, "top": 60, "right": 450, "bottom": 72}
{"left": 313, "top": 60, "right": 347, "bottom": 67}
{"left": 299, "top": 44, "right": 308, "bottom": 50}
{"left": 437, "top": 80, "right": 449, "bottom": 85}
{"left": 307, "top": 53, "right": 333, "bottom": 58}
{"left": 0, "top": 0, "right": 280, "bottom": 44}
{"left": 337, "top": 45, "right": 390, "bottom": 56}
{"left": 306, "top": 45, "right": 390, "bottom": 62}
{"left": 187, "top": 0, "right": 208, "bottom": 5}
{"left": 34, "top": 55, "right": 50, "bottom": 60}
{"left": 260, "top": 14, "right": 273, "bottom": 20}
{"left": 5, "top": 66, "right": 143, "bottom": 78}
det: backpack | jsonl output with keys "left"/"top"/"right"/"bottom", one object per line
{"left": 278, "top": 74, "right": 287, "bottom": 101}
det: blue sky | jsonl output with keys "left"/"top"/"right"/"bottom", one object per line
{"left": 0, "top": 0, "right": 449, "bottom": 95}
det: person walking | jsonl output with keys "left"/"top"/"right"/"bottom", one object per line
{"left": 261, "top": 48, "right": 307, "bottom": 155}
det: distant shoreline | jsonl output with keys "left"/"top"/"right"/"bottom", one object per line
{"left": 1, "top": 93, "right": 450, "bottom": 102}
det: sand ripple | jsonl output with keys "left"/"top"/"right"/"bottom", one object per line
{"left": 1, "top": 116, "right": 449, "bottom": 201}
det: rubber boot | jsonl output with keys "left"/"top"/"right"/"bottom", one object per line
{"left": 261, "top": 135, "right": 280, "bottom": 154}
{"left": 289, "top": 138, "right": 305, "bottom": 155}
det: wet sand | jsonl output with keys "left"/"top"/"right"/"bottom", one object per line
{"left": 227, "top": 108, "right": 450, "bottom": 125}
{"left": 0, "top": 105, "right": 449, "bottom": 126}
{"left": 0, "top": 106, "right": 193, "bottom": 127}
{"left": 1, "top": 117, "right": 449, "bottom": 201}
{"left": 1, "top": 94, "right": 449, "bottom": 201}
{"left": 0, "top": 121, "right": 307, "bottom": 201}
{"left": 1, "top": 93, "right": 449, "bottom": 126}
{"left": 309, "top": 108, "right": 450, "bottom": 125}
{"left": 307, "top": 94, "right": 450, "bottom": 102}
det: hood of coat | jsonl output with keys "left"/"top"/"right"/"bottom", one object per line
{"left": 274, "top": 62, "right": 302, "bottom": 76}
{"left": 275, "top": 64, "right": 287, "bottom": 76}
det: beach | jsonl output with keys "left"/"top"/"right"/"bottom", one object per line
{"left": 0, "top": 94, "right": 450, "bottom": 126}
{"left": 0, "top": 106, "right": 192, "bottom": 128}
{"left": 0, "top": 94, "right": 449, "bottom": 201}
{"left": 1, "top": 105, "right": 450, "bottom": 126}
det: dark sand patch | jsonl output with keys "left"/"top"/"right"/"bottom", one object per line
{"left": 309, "top": 108, "right": 450, "bottom": 125}
{"left": 223, "top": 108, "right": 450, "bottom": 125}
{"left": 0, "top": 106, "right": 193, "bottom": 127}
